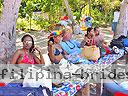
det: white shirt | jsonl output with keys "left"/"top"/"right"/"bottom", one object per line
{"left": 113, "top": 11, "right": 120, "bottom": 22}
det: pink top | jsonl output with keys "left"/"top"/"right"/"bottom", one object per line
{"left": 19, "top": 50, "right": 35, "bottom": 64}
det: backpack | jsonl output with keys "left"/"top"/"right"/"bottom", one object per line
{"left": 109, "top": 35, "right": 128, "bottom": 55}
{"left": 109, "top": 35, "right": 126, "bottom": 49}
{"left": 109, "top": 39, "right": 124, "bottom": 49}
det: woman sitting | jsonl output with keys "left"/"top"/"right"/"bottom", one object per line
{"left": 48, "top": 31, "right": 65, "bottom": 64}
{"left": 11, "top": 34, "right": 45, "bottom": 64}
{"left": 80, "top": 27, "right": 101, "bottom": 61}
{"left": 80, "top": 27, "right": 95, "bottom": 48}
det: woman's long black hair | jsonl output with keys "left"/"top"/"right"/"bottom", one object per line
{"left": 21, "top": 34, "right": 34, "bottom": 53}
{"left": 86, "top": 27, "right": 93, "bottom": 36}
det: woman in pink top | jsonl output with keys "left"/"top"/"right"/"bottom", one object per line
{"left": 11, "top": 34, "right": 45, "bottom": 64}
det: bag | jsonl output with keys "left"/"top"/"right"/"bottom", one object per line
{"left": 109, "top": 35, "right": 126, "bottom": 49}
{"left": 23, "top": 67, "right": 52, "bottom": 91}
{"left": 118, "top": 35, "right": 127, "bottom": 40}
{"left": 123, "top": 38, "right": 128, "bottom": 47}
{"left": 82, "top": 46, "right": 100, "bottom": 61}
{"left": 109, "top": 39, "right": 124, "bottom": 49}
{"left": 0, "top": 85, "right": 52, "bottom": 96}
{"left": 112, "top": 46, "right": 120, "bottom": 54}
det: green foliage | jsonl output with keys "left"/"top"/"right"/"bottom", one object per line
{"left": 16, "top": 18, "right": 41, "bottom": 32}
{"left": 33, "top": 14, "right": 51, "bottom": 31}
{"left": 81, "top": 0, "right": 121, "bottom": 27}
{"left": 16, "top": 0, "right": 122, "bottom": 31}
{"left": 0, "top": 0, "right": 3, "bottom": 15}
{"left": 18, "top": 0, "right": 63, "bottom": 31}
{"left": 69, "top": 0, "right": 88, "bottom": 20}
{"left": 16, "top": 18, "right": 29, "bottom": 30}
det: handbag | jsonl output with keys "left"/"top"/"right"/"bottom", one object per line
{"left": 109, "top": 39, "right": 124, "bottom": 49}
{"left": 82, "top": 45, "right": 100, "bottom": 61}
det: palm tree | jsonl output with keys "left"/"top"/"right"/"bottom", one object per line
{"left": 88, "top": 0, "right": 91, "bottom": 16}
{"left": 0, "top": 0, "right": 22, "bottom": 63}
{"left": 62, "top": 0, "right": 74, "bottom": 25}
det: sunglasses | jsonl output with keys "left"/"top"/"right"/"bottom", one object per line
{"left": 23, "top": 40, "right": 32, "bottom": 44}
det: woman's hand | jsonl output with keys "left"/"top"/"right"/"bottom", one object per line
{"left": 32, "top": 47, "right": 45, "bottom": 64}
{"left": 48, "top": 41, "right": 54, "bottom": 46}
{"left": 33, "top": 47, "right": 41, "bottom": 54}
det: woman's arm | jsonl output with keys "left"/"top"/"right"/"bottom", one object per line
{"left": 91, "top": 38, "right": 96, "bottom": 45}
{"left": 11, "top": 50, "right": 20, "bottom": 64}
{"left": 33, "top": 54, "right": 44, "bottom": 64}
{"left": 48, "top": 45, "right": 63, "bottom": 63}
{"left": 33, "top": 47, "right": 45, "bottom": 64}
{"left": 80, "top": 37, "right": 88, "bottom": 48}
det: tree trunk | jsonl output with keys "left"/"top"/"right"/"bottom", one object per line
{"left": 30, "top": 16, "right": 32, "bottom": 31}
{"left": 62, "top": 0, "right": 74, "bottom": 25}
{"left": 0, "top": 0, "right": 22, "bottom": 63}
{"left": 114, "top": 0, "right": 128, "bottom": 38}
{"left": 88, "top": 0, "right": 91, "bottom": 16}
